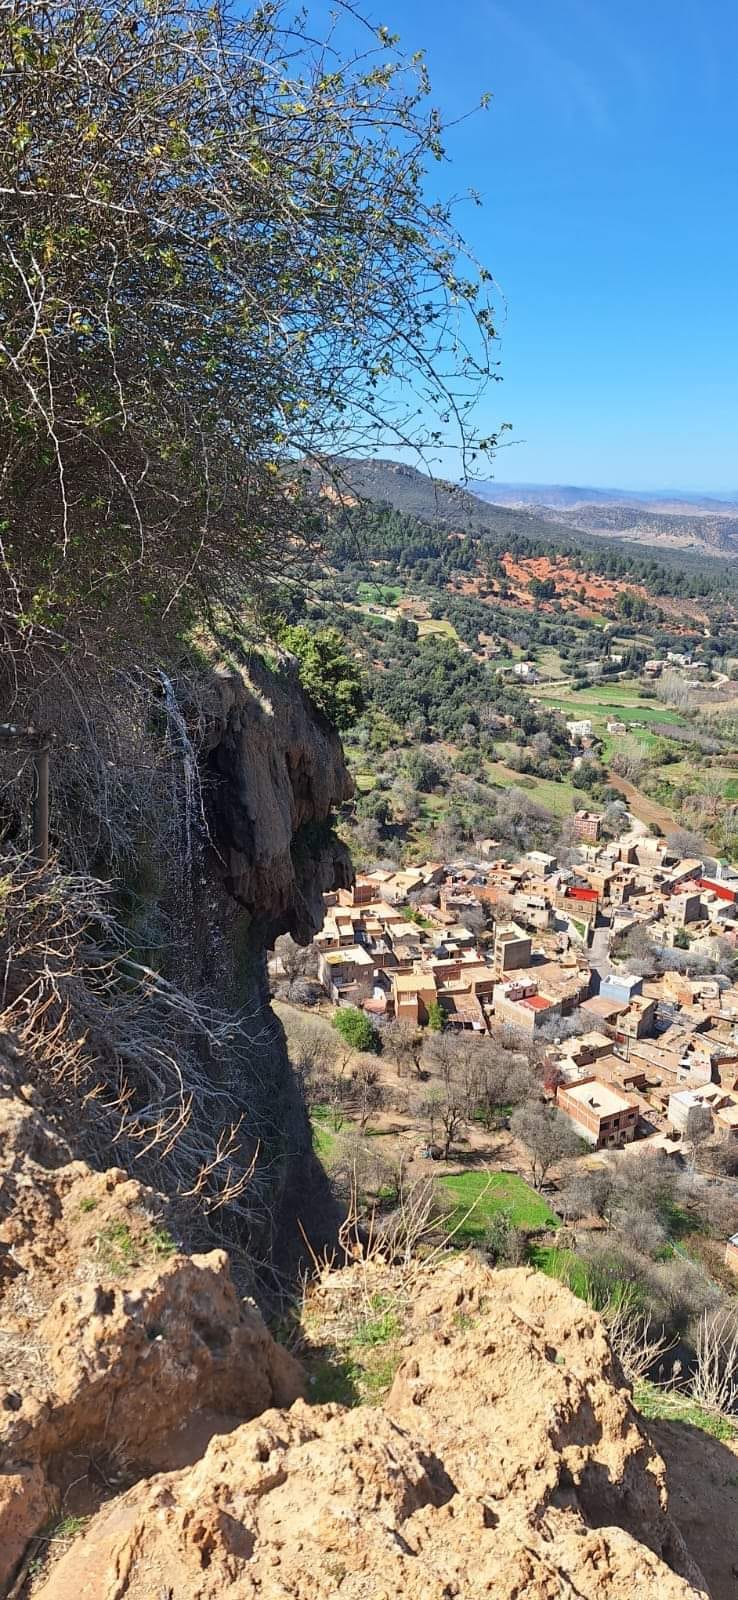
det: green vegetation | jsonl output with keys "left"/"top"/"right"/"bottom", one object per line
{"left": 311, "top": 1106, "right": 339, "bottom": 1162}
{"left": 278, "top": 626, "right": 364, "bottom": 730}
{"left": 440, "top": 1171, "right": 559, "bottom": 1243}
{"left": 96, "top": 1221, "right": 139, "bottom": 1275}
{"left": 304, "top": 1293, "right": 403, "bottom": 1408}
{"left": 530, "top": 1244, "right": 605, "bottom": 1302}
{"left": 50, "top": 1515, "right": 89, "bottom": 1543}
{"left": 150, "top": 1225, "right": 177, "bottom": 1258}
{"left": 333, "top": 1007, "right": 379, "bottom": 1053}
{"left": 1, "top": 0, "right": 498, "bottom": 645}
{"left": 634, "top": 1381, "right": 738, "bottom": 1443}
{"left": 357, "top": 582, "right": 402, "bottom": 607}
{"left": 427, "top": 999, "right": 445, "bottom": 1032}
{"left": 95, "top": 1218, "right": 176, "bottom": 1274}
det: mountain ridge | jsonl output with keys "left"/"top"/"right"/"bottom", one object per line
{"left": 315, "top": 457, "right": 738, "bottom": 558}
{"left": 470, "top": 481, "right": 738, "bottom": 516}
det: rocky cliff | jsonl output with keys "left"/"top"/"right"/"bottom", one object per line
{"left": 200, "top": 656, "right": 353, "bottom": 948}
{"left": 0, "top": 647, "right": 353, "bottom": 1298}
{"left": 0, "top": 1077, "right": 718, "bottom": 1598}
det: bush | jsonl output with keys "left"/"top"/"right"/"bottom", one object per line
{"left": 333, "top": 1006, "right": 379, "bottom": 1053}
{"left": 427, "top": 999, "right": 445, "bottom": 1033}
{"left": 280, "top": 626, "right": 364, "bottom": 730}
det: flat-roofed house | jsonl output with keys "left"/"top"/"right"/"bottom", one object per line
{"left": 392, "top": 970, "right": 438, "bottom": 1027}
{"left": 492, "top": 923, "right": 532, "bottom": 979}
{"left": 557, "top": 1077, "right": 639, "bottom": 1149}
{"left": 319, "top": 944, "right": 374, "bottom": 999}
{"left": 493, "top": 980, "right": 561, "bottom": 1035}
{"left": 574, "top": 810, "right": 603, "bottom": 843}
{"left": 666, "top": 1084, "right": 738, "bottom": 1142}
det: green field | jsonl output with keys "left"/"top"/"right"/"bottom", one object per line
{"left": 311, "top": 1106, "right": 339, "bottom": 1163}
{"left": 440, "top": 1170, "right": 559, "bottom": 1243}
{"left": 535, "top": 681, "right": 692, "bottom": 760}
{"left": 485, "top": 761, "right": 579, "bottom": 818}
{"left": 529, "top": 1244, "right": 592, "bottom": 1298}
{"left": 536, "top": 647, "right": 566, "bottom": 679}
{"left": 417, "top": 617, "right": 458, "bottom": 640}
{"left": 666, "top": 760, "right": 738, "bottom": 799}
{"left": 634, "top": 1380, "right": 738, "bottom": 1442}
{"left": 357, "top": 581, "right": 401, "bottom": 606}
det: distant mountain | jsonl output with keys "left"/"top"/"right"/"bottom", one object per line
{"left": 309, "top": 457, "right": 738, "bottom": 560}
{"left": 310, "top": 457, "right": 573, "bottom": 542}
{"left": 471, "top": 482, "right": 738, "bottom": 516}
{"left": 468, "top": 482, "right": 738, "bottom": 557}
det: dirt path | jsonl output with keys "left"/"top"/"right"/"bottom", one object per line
{"left": 607, "top": 773, "right": 676, "bottom": 833}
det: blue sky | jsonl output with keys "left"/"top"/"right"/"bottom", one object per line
{"left": 341, "top": 0, "right": 738, "bottom": 491}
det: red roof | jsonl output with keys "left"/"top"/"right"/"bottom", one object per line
{"left": 521, "top": 994, "right": 551, "bottom": 1012}
{"left": 567, "top": 886, "right": 599, "bottom": 903}
{"left": 698, "top": 879, "right": 736, "bottom": 903}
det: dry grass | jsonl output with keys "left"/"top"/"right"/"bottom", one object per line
{"left": 0, "top": 855, "right": 271, "bottom": 1258}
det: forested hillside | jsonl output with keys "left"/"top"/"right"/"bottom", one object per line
{"left": 282, "top": 486, "right": 738, "bottom": 865}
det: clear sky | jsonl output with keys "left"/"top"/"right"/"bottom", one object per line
{"left": 347, "top": 0, "right": 738, "bottom": 491}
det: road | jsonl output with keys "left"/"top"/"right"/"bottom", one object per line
{"left": 606, "top": 774, "right": 675, "bottom": 834}
{"left": 588, "top": 923, "right": 613, "bottom": 990}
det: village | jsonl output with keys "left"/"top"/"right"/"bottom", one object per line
{"left": 283, "top": 808, "right": 738, "bottom": 1203}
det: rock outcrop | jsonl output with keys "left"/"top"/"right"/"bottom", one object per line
{"left": 3, "top": 1163, "right": 712, "bottom": 1600}
{"left": 0, "top": 1085, "right": 304, "bottom": 1594}
{"left": 202, "top": 656, "right": 353, "bottom": 945}
{"left": 0, "top": 660, "right": 724, "bottom": 1600}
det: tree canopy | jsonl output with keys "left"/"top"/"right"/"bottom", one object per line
{"left": 279, "top": 624, "right": 363, "bottom": 729}
{"left": 0, "top": 0, "right": 497, "bottom": 651}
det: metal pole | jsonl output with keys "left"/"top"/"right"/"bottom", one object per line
{"left": 32, "top": 745, "right": 49, "bottom": 866}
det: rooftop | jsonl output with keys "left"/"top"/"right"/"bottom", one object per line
{"left": 562, "top": 1078, "right": 637, "bottom": 1117}
{"left": 324, "top": 945, "right": 373, "bottom": 967}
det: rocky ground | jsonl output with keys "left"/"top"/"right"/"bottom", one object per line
{"left": 2, "top": 1051, "right": 735, "bottom": 1600}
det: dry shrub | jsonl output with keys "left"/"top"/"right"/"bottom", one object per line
{"left": 0, "top": 853, "right": 284, "bottom": 1258}
{"left": 691, "top": 1306, "right": 738, "bottom": 1415}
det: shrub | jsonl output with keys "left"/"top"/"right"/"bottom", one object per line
{"left": 280, "top": 626, "right": 364, "bottom": 730}
{"left": 427, "top": 999, "right": 445, "bottom": 1033}
{"left": 333, "top": 1007, "right": 379, "bottom": 1053}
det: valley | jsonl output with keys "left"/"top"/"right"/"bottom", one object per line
{"left": 286, "top": 468, "right": 738, "bottom": 871}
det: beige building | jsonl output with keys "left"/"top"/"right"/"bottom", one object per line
{"left": 319, "top": 945, "right": 374, "bottom": 997}
{"left": 557, "top": 1077, "right": 639, "bottom": 1149}
{"left": 492, "top": 923, "right": 532, "bottom": 979}
{"left": 392, "top": 970, "right": 438, "bottom": 1027}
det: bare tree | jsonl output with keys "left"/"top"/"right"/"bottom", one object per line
{"left": 691, "top": 1307, "right": 738, "bottom": 1415}
{"left": 435, "top": 1087, "right": 467, "bottom": 1162}
{"left": 665, "top": 827, "right": 708, "bottom": 860}
{"left": 352, "top": 1064, "right": 385, "bottom": 1132}
{"left": 384, "top": 1021, "right": 423, "bottom": 1080}
{"left": 511, "top": 1102, "right": 582, "bottom": 1190}
{"left": 274, "top": 934, "right": 318, "bottom": 998}
{"left": 423, "top": 1030, "right": 460, "bottom": 1090}
{"left": 417, "top": 1087, "right": 445, "bottom": 1150}
{"left": 559, "top": 1164, "right": 615, "bottom": 1224}
{"left": 474, "top": 1047, "right": 533, "bottom": 1130}
{"left": 656, "top": 671, "right": 695, "bottom": 714}
{"left": 685, "top": 1104, "right": 714, "bottom": 1171}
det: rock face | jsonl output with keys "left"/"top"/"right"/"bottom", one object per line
{"left": 202, "top": 656, "right": 353, "bottom": 945}
{"left": 0, "top": 1086, "right": 304, "bottom": 1595}
{"left": 21, "top": 1255, "right": 709, "bottom": 1600}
